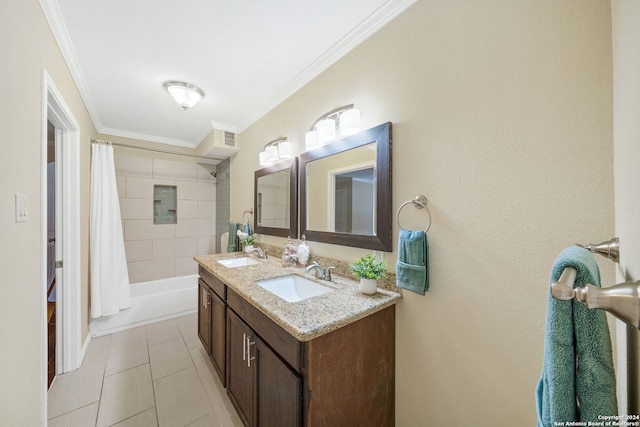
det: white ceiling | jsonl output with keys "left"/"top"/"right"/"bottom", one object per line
{"left": 41, "top": 0, "right": 416, "bottom": 148}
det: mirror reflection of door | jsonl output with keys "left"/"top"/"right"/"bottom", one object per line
{"left": 331, "top": 167, "right": 375, "bottom": 235}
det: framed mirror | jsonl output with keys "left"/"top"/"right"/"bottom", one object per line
{"left": 300, "top": 122, "right": 392, "bottom": 251}
{"left": 254, "top": 158, "right": 298, "bottom": 238}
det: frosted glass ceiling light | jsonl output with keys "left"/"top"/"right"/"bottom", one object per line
{"left": 258, "top": 137, "right": 291, "bottom": 166}
{"left": 305, "top": 104, "right": 359, "bottom": 149}
{"left": 278, "top": 140, "right": 292, "bottom": 159}
{"left": 339, "top": 108, "right": 360, "bottom": 135}
{"left": 163, "top": 81, "right": 204, "bottom": 110}
{"left": 316, "top": 118, "right": 336, "bottom": 143}
{"left": 305, "top": 130, "right": 319, "bottom": 150}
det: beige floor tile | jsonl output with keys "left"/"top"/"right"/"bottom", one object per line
{"left": 190, "top": 347, "right": 243, "bottom": 426}
{"left": 48, "top": 361, "right": 105, "bottom": 419}
{"left": 105, "top": 337, "right": 149, "bottom": 376}
{"left": 177, "top": 313, "right": 200, "bottom": 349}
{"left": 146, "top": 318, "right": 182, "bottom": 347}
{"left": 48, "top": 402, "right": 99, "bottom": 427}
{"left": 96, "top": 364, "right": 155, "bottom": 427}
{"left": 83, "top": 335, "right": 112, "bottom": 367}
{"left": 110, "top": 325, "right": 148, "bottom": 345}
{"left": 187, "top": 412, "right": 222, "bottom": 427}
{"left": 149, "top": 337, "right": 193, "bottom": 380}
{"left": 112, "top": 407, "right": 158, "bottom": 426}
{"left": 154, "top": 366, "right": 213, "bottom": 427}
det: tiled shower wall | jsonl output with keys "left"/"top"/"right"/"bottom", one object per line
{"left": 215, "top": 158, "right": 231, "bottom": 253}
{"left": 114, "top": 153, "right": 217, "bottom": 283}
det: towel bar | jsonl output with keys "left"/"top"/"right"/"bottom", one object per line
{"left": 397, "top": 195, "right": 432, "bottom": 232}
{"left": 550, "top": 238, "right": 640, "bottom": 329}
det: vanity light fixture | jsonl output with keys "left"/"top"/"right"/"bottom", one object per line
{"left": 259, "top": 137, "right": 292, "bottom": 166}
{"left": 304, "top": 104, "right": 361, "bottom": 150}
{"left": 163, "top": 81, "right": 205, "bottom": 110}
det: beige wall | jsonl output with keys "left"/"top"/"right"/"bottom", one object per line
{"left": 612, "top": 0, "right": 640, "bottom": 413}
{"left": 1, "top": 0, "right": 94, "bottom": 423}
{"left": 232, "top": 1, "right": 615, "bottom": 424}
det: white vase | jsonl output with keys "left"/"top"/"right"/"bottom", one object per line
{"left": 359, "top": 278, "right": 378, "bottom": 295}
{"left": 244, "top": 245, "right": 253, "bottom": 253}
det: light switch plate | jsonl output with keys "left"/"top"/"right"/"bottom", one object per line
{"left": 15, "top": 194, "right": 27, "bottom": 222}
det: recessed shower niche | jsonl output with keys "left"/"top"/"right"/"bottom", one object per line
{"left": 153, "top": 185, "right": 177, "bottom": 224}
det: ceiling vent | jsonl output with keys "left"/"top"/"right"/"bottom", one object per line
{"left": 224, "top": 131, "right": 236, "bottom": 147}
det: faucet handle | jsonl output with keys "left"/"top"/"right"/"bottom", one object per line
{"left": 325, "top": 266, "right": 336, "bottom": 281}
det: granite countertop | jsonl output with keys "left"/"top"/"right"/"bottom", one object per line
{"left": 194, "top": 252, "right": 402, "bottom": 342}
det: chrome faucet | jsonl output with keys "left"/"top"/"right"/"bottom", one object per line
{"left": 305, "top": 261, "right": 335, "bottom": 281}
{"left": 247, "top": 247, "right": 268, "bottom": 259}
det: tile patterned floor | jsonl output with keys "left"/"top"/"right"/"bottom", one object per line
{"left": 47, "top": 314, "right": 243, "bottom": 427}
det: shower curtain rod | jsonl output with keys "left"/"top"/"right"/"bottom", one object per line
{"left": 90, "top": 138, "right": 226, "bottom": 161}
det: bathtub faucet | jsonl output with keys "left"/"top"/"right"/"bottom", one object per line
{"left": 247, "top": 247, "right": 268, "bottom": 259}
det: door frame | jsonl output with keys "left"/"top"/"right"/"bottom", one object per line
{"left": 41, "top": 69, "right": 82, "bottom": 400}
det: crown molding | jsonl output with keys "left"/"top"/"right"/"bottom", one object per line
{"left": 97, "top": 126, "right": 197, "bottom": 148}
{"left": 236, "top": 0, "right": 418, "bottom": 133}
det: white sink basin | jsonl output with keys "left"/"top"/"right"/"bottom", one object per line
{"left": 256, "top": 275, "right": 334, "bottom": 302}
{"left": 216, "top": 257, "right": 262, "bottom": 268}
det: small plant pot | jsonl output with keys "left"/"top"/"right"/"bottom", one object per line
{"left": 244, "top": 245, "right": 253, "bottom": 253}
{"left": 359, "top": 278, "right": 378, "bottom": 295}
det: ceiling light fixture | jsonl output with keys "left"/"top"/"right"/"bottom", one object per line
{"left": 259, "top": 137, "right": 292, "bottom": 166}
{"left": 163, "top": 81, "right": 204, "bottom": 110}
{"left": 304, "top": 104, "right": 360, "bottom": 150}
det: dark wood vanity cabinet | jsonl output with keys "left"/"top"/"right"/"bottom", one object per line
{"left": 198, "top": 267, "right": 227, "bottom": 385}
{"left": 198, "top": 266, "right": 395, "bottom": 427}
{"left": 227, "top": 308, "right": 302, "bottom": 427}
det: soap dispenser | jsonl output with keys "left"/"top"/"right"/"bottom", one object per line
{"left": 297, "top": 235, "right": 310, "bottom": 267}
{"left": 282, "top": 236, "right": 297, "bottom": 267}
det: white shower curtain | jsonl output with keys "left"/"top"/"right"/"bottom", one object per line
{"left": 90, "top": 142, "right": 131, "bottom": 318}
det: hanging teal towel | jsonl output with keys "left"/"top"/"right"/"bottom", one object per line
{"left": 243, "top": 222, "right": 252, "bottom": 236}
{"left": 227, "top": 222, "right": 240, "bottom": 252}
{"left": 535, "top": 246, "right": 617, "bottom": 426}
{"left": 396, "top": 228, "right": 429, "bottom": 295}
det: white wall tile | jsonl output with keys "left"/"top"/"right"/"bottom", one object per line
{"left": 197, "top": 201, "right": 215, "bottom": 219}
{"left": 124, "top": 240, "right": 152, "bottom": 262}
{"left": 127, "top": 259, "right": 176, "bottom": 283}
{"left": 176, "top": 256, "right": 198, "bottom": 277}
{"left": 119, "top": 198, "right": 153, "bottom": 220}
{"left": 197, "top": 237, "right": 215, "bottom": 255}
{"left": 196, "top": 164, "right": 216, "bottom": 182}
{"left": 153, "top": 159, "right": 198, "bottom": 181}
{"left": 126, "top": 177, "right": 176, "bottom": 199}
{"left": 115, "top": 154, "right": 152, "bottom": 178}
{"left": 124, "top": 220, "right": 174, "bottom": 241}
{"left": 153, "top": 238, "right": 197, "bottom": 259}
{"left": 176, "top": 219, "right": 214, "bottom": 238}
{"left": 177, "top": 200, "right": 198, "bottom": 219}
{"left": 177, "top": 181, "right": 215, "bottom": 201}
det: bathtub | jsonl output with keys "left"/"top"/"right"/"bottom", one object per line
{"left": 90, "top": 274, "right": 198, "bottom": 336}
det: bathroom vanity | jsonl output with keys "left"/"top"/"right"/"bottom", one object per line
{"left": 195, "top": 253, "right": 400, "bottom": 427}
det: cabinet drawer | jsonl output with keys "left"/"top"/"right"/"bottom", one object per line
{"left": 198, "top": 266, "right": 226, "bottom": 300}
{"left": 227, "top": 288, "right": 302, "bottom": 372}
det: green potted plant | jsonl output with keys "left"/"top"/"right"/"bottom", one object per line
{"left": 350, "top": 253, "right": 386, "bottom": 295}
{"left": 237, "top": 230, "right": 256, "bottom": 252}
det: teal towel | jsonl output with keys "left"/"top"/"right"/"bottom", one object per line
{"left": 243, "top": 222, "right": 252, "bottom": 236}
{"left": 396, "top": 228, "right": 429, "bottom": 295}
{"left": 227, "top": 222, "right": 240, "bottom": 252}
{"left": 535, "top": 246, "right": 617, "bottom": 426}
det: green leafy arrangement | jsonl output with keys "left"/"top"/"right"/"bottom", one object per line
{"left": 350, "top": 254, "right": 387, "bottom": 280}
{"left": 237, "top": 230, "right": 256, "bottom": 247}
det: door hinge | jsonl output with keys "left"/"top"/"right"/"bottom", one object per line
{"left": 55, "top": 260, "right": 63, "bottom": 268}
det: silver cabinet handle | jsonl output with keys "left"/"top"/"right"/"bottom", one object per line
{"left": 246, "top": 335, "right": 255, "bottom": 367}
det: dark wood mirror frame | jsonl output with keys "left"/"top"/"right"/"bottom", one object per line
{"left": 300, "top": 122, "right": 392, "bottom": 251}
{"left": 254, "top": 158, "right": 298, "bottom": 238}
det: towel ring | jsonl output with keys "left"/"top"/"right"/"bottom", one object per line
{"left": 243, "top": 208, "right": 253, "bottom": 223}
{"left": 397, "top": 195, "right": 432, "bottom": 232}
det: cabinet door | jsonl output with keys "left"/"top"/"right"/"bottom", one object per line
{"left": 226, "top": 310, "right": 256, "bottom": 426}
{"left": 197, "top": 280, "right": 211, "bottom": 354}
{"left": 255, "top": 338, "right": 302, "bottom": 427}
{"left": 210, "top": 290, "right": 226, "bottom": 386}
